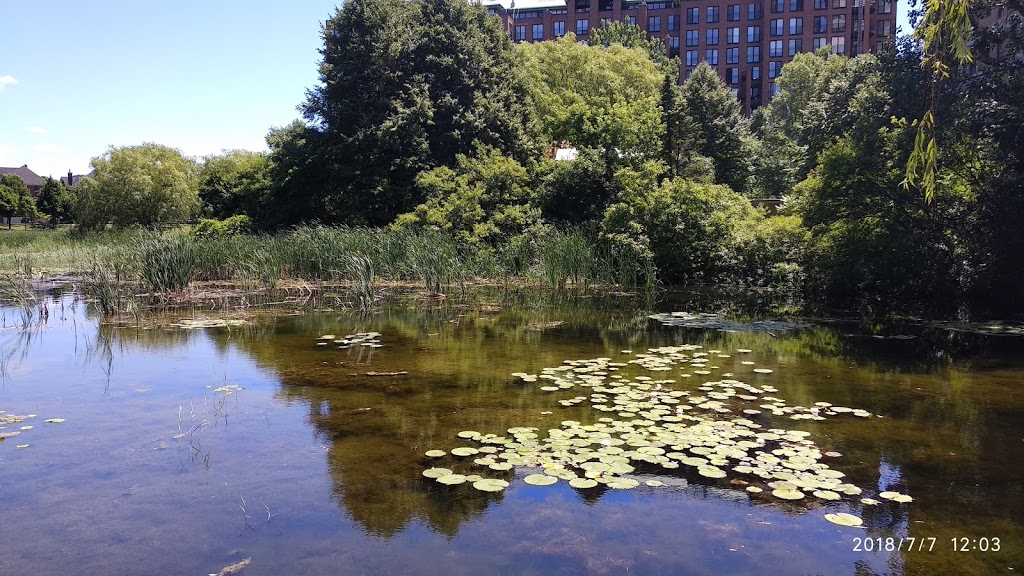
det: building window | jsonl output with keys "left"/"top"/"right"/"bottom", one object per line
{"left": 769, "top": 40, "right": 783, "bottom": 57}
{"left": 771, "top": 0, "right": 784, "bottom": 12}
{"left": 751, "top": 86, "right": 761, "bottom": 102}
{"left": 747, "top": 46, "right": 761, "bottom": 62}
{"left": 668, "top": 15, "right": 680, "bottom": 30}
{"left": 686, "top": 50, "right": 699, "bottom": 66}
{"left": 813, "top": 36, "right": 827, "bottom": 50}
{"left": 554, "top": 21, "right": 566, "bottom": 37}
{"left": 832, "top": 14, "right": 846, "bottom": 32}
{"left": 751, "top": 65, "right": 761, "bottom": 79}
{"left": 576, "top": 19, "right": 589, "bottom": 34}
{"left": 878, "top": 0, "right": 892, "bottom": 12}
{"left": 727, "top": 4, "right": 741, "bottom": 21}
{"left": 707, "top": 28, "right": 720, "bottom": 44}
{"left": 685, "top": 29, "right": 699, "bottom": 46}
{"left": 830, "top": 35, "right": 845, "bottom": 53}
{"left": 832, "top": 0, "right": 846, "bottom": 7}
{"left": 687, "top": 7, "right": 700, "bottom": 24}
{"left": 706, "top": 48, "right": 720, "bottom": 64}
{"left": 515, "top": 25, "right": 526, "bottom": 41}
{"left": 627, "top": 15, "right": 636, "bottom": 25}
{"left": 813, "top": 16, "right": 827, "bottom": 33}
{"left": 814, "top": 0, "right": 826, "bottom": 7}
{"left": 670, "top": 36, "right": 680, "bottom": 48}
{"left": 727, "top": 67, "right": 740, "bottom": 84}
{"left": 770, "top": 19, "right": 784, "bottom": 35}
{"left": 877, "top": 19, "right": 892, "bottom": 36}
{"left": 768, "top": 60, "right": 782, "bottom": 77}
{"left": 747, "top": 26, "right": 761, "bottom": 42}
{"left": 769, "top": 81, "right": 779, "bottom": 96}
{"left": 789, "top": 17, "right": 803, "bottom": 34}
{"left": 532, "top": 24, "right": 544, "bottom": 40}
{"left": 726, "top": 47, "right": 740, "bottom": 63}
{"left": 790, "top": 0, "right": 803, "bottom": 9}
{"left": 788, "top": 38, "right": 802, "bottom": 55}
{"left": 748, "top": 3, "right": 762, "bottom": 19}
{"left": 727, "top": 27, "right": 740, "bottom": 43}
{"left": 649, "top": 16, "right": 661, "bottom": 32}
{"left": 707, "top": 6, "right": 720, "bottom": 23}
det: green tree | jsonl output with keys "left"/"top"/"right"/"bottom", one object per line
{"left": 35, "top": 177, "right": 75, "bottom": 224}
{"left": 660, "top": 73, "right": 714, "bottom": 182}
{"left": 589, "top": 20, "right": 673, "bottom": 72}
{"left": 520, "top": 35, "right": 664, "bottom": 164}
{"left": 198, "top": 150, "right": 270, "bottom": 219}
{"left": 680, "top": 62, "right": 753, "bottom": 194}
{"left": 601, "top": 167, "right": 763, "bottom": 284}
{"left": 78, "top": 143, "right": 199, "bottom": 231}
{"left": 535, "top": 148, "right": 616, "bottom": 224}
{"left": 0, "top": 174, "right": 35, "bottom": 228}
{"left": 394, "top": 146, "right": 539, "bottom": 245}
{"left": 299, "top": 0, "right": 538, "bottom": 226}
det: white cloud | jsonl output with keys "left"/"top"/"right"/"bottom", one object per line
{"left": 0, "top": 75, "right": 16, "bottom": 93}
{"left": 24, "top": 126, "right": 45, "bottom": 134}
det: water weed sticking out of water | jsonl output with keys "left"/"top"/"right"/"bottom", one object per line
{"left": 421, "top": 346, "right": 887, "bottom": 528}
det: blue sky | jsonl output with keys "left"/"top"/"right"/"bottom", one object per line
{"left": 0, "top": 0, "right": 914, "bottom": 179}
{"left": 0, "top": 1, "right": 337, "bottom": 178}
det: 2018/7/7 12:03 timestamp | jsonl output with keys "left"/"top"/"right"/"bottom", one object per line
{"left": 853, "top": 537, "right": 1003, "bottom": 552}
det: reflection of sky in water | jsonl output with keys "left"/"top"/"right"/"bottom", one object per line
{"left": 0, "top": 295, "right": 1020, "bottom": 575}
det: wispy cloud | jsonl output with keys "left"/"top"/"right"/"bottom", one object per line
{"left": 24, "top": 126, "right": 45, "bottom": 134}
{"left": 0, "top": 75, "right": 17, "bottom": 93}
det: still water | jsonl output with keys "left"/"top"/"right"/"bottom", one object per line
{"left": 0, "top": 291, "right": 1020, "bottom": 576}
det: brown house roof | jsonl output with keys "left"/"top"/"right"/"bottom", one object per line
{"left": 0, "top": 165, "right": 42, "bottom": 188}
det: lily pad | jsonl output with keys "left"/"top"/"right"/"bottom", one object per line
{"left": 424, "top": 450, "right": 446, "bottom": 458}
{"left": 824, "top": 513, "right": 863, "bottom": 527}
{"left": 422, "top": 467, "right": 453, "bottom": 479}
{"left": 569, "top": 478, "right": 599, "bottom": 489}
{"left": 524, "top": 474, "right": 558, "bottom": 486}
{"left": 772, "top": 488, "right": 805, "bottom": 500}
{"left": 436, "top": 474, "right": 467, "bottom": 485}
{"left": 472, "top": 478, "right": 509, "bottom": 492}
{"left": 451, "top": 447, "right": 479, "bottom": 457}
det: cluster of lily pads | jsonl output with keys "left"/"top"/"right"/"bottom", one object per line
{"left": 422, "top": 344, "right": 912, "bottom": 528}
{"left": 649, "top": 312, "right": 812, "bottom": 333}
{"left": 316, "top": 332, "right": 383, "bottom": 349}
{"left": 0, "top": 411, "right": 64, "bottom": 449}
{"left": 172, "top": 318, "right": 248, "bottom": 329}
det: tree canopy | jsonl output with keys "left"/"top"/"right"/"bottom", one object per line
{"left": 519, "top": 35, "right": 665, "bottom": 163}
{"left": 77, "top": 143, "right": 199, "bottom": 230}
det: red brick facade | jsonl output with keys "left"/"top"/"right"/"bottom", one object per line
{"left": 484, "top": 0, "right": 896, "bottom": 113}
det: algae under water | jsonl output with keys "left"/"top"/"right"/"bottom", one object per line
{"left": 0, "top": 291, "right": 1021, "bottom": 575}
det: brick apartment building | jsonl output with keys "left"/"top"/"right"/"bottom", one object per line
{"left": 482, "top": 0, "right": 897, "bottom": 113}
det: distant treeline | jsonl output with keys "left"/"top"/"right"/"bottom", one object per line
{"left": 24, "top": 0, "right": 1023, "bottom": 316}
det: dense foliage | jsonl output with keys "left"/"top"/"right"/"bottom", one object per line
{"left": 51, "top": 4, "right": 1024, "bottom": 315}
{"left": 76, "top": 143, "right": 199, "bottom": 231}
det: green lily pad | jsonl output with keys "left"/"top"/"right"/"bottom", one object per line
{"left": 569, "top": 478, "right": 599, "bottom": 489}
{"left": 752, "top": 369, "right": 773, "bottom": 374}
{"left": 422, "top": 467, "right": 453, "bottom": 478}
{"left": 472, "top": 478, "right": 509, "bottom": 492}
{"left": 424, "top": 450, "right": 446, "bottom": 458}
{"left": 645, "top": 480, "right": 664, "bottom": 487}
{"left": 824, "top": 513, "right": 863, "bottom": 527}
{"left": 813, "top": 490, "right": 842, "bottom": 501}
{"left": 524, "top": 474, "right": 558, "bottom": 486}
{"left": 772, "top": 488, "right": 805, "bottom": 500}
{"left": 457, "top": 431, "right": 480, "bottom": 439}
{"left": 451, "top": 447, "right": 479, "bottom": 457}
{"left": 436, "top": 474, "right": 467, "bottom": 485}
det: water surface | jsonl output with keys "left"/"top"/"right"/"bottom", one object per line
{"left": 0, "top": 292, "right": 1020, "bottom": 575}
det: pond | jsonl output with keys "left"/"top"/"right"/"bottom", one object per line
{"left": 0, "top": 290, "right": 1021, "bottom": 575}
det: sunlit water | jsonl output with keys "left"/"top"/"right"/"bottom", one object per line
{"left": 0, "top": 291, "right": 1021, "bottom": 576}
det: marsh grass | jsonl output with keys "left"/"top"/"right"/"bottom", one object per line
{"left": 0, "top": 225, "right": 657, "bottom": 314}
